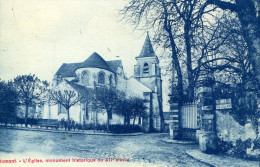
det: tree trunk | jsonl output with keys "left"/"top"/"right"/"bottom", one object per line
{"left": 236, "top": 7, "right": 260, "bottom": 88}
{"left": 25, "top": 104, "right": 29, "bottom": 128}
{"left": 170, "top": 40, "right": 184, "bottom": 104}
{"left": 162, "top": 0, "right": 184, "bottom": 104}
{"left": 66, "top": 108, "right": 70, "bottom": 131}
{"left": 126, "top": 117, "right": 130, "bottom": 125}
{"left": 124, "top": 116, "right": 128, "bottom": 125}
{"left": 85, "top": 104, "right": 89, "bottom": 122}
{"left": 184, "top": 20, "right": 194, "bottom": 102}
{"left": 133, "top": 117, "right": 136, "bottom": 125}
{"left": 106, "top": 115, "right": 110, "bottom": 132}
{"left": 106, "top": 110, "right": 111, "bottom": 132}
{"left": 66, "top": 108, "right": 70, "bottom": 122}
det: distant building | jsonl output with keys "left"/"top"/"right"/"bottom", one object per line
{"left": 42, "top": 34, "right": 164, "bottom": 132}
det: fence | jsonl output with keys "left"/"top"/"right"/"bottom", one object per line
{"left": 180, "top": 103, "right": 197, "bottom": 129}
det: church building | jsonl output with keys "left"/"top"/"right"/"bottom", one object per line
{"left": 42, "top": 33, "right": 164, "bottom": 132}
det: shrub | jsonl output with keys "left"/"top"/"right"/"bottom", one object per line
{"left": 16, "top": 118, "right": 25, "bottom": 126}
{"left": 95, "top": 124, "right": 107, "bottom": 131}
{"left": 69, "top": 120, "right": 76, "bottom": 131}
{"left": 216, "top": 138, "right": 233, "bottom": 154}
{"left": 58, "top": 118, "right": 66, "bottom": 129}
{"left": 27, "top": 118, "right": 38, "bottom": 127}
{"left": 109, "top": 125, "right": 142, "bottom": 133}
{"left": 84, "top": 123, "right": 96, "bottom": 130}
{"left": 75, "top": 123, "right": 83, "bottom": 131}
{"left": 217, "top": 138, "right": 254, "bottom": 159}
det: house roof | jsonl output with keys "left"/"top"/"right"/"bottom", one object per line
{"left": 137, "top": 33, "right": 156, "bottom": 58}
{"left": 55, "top": 52, "right": 114, "bottom": 78}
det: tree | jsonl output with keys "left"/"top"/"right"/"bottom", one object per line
{"left": 49, "top": 90, "right": 79, "bottom": 122}
{"left": 129, "top": 97, "right": 147, "bottom": 125}
{"left": 12, "top": 74, "right": 49, "bottom": 127}
{"left": 115, "top": 96, "right": 147, "bottom": 125}
{"left": 0, "top": 80, "right": 18, "bottom": 122}
{"left": 94, "top": 85, "right": 125, "bottom": 131}
{"left": 205, "top": 0, "right": 260, "bottom": 88}
{"left": 121, "top": 0, "right": 184, "bottom": 103}
{"left": 121, "top": 0, "right": 220, "bottom": 102}
{"left": 114, "top": 97, "right": 132, "bottom": 125}
{"left": 48, "top": 81, "right": 92, "bottom": 124}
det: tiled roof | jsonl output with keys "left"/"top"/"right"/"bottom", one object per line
{"left": 107, "top": 60, "right": 122, "bottom": 73}
{"left": 83, "top": 52, "right": 114, "bottom": 72}
{"left": 56, "top": 62, "right": 83, "bottom": 78}
{"left": 55, "top": 52, "right": 114, "bottom": 78}
{"left": 65, "top": 80, "right": 92, "bottom": 96}
{"left": 137, "top": 33, "right": 156, "bottom": 58}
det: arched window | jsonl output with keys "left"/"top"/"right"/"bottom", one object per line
{"left": 98, "top": 72, "right": 105, "bottom": 84}
{"left": 143, "top": 63, "right": 149, "bottom": 74}
{"left": 82, "top": 71, "right": 90, "bottom": 85}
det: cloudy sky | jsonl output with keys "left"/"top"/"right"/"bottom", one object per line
{"left": 0, "top": 0, "right": 170, "bottom": 110}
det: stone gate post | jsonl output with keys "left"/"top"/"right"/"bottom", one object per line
{"left": 169, "top": 102, "right": 180, "bottom": 139}
{"left": 196, "top": 72, "right": 217, "bottom": 153}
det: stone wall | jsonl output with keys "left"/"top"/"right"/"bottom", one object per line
{"left": 215, "top": 100, "right": 260, "bottom": 160}
{"left": 216, "top": 110, "right": 257, "bottom": 143}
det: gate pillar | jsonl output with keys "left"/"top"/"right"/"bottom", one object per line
{"left": 169, "top": 102, "right": 180, "bottom": 139}
{"left": 196, "top": 71, "right": 217, "bottom": 153}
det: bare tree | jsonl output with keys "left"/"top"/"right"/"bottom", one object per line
{"left": 121, "top": 0, "right": 220, "bottom": 102}
{"left": 121, "top": 0, "right": 185, "bottom": 103}
{"left": 49, "top": 80, "right": 94, "bottom": 124}
{"left": 205, "top": 0, "right": 260, "bottom": 88}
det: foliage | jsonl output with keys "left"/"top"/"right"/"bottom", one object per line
{"left": 216, "top": 138, "right": 258, "bottom": 160}
{"left": 0, "top": 80, "right": 18, "bottom": 121}
{"left": 115, "top": 96, "right": 147, "bottom": 125}
{"left": 58, "top": 118, "right": 77, "bottom": 131}
{"left": 12, "top": 74, "right": 49, "bottom": 127}
{"left": 109, "top": 125, "right": 142, "bottom": 133}
{"left": 129, "top": 97, "right": 147, "bottom": 125}
{"left": 114, "top": 98, "right": 132, "bottom": 125}
{"left": 27, "top": 118, "right": 39, "bottom": 127}
{"left": 94, "top": 85, "right": 125, "bottom": 131}
{"left": 214, "top": 82, "right": 259, "bottom": 132}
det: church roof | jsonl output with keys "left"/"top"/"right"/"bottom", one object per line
{"left": 83, "top": 52, "right": 114, "bottom": 72}
{"left": 107, "top": 60, "right": 122, "bottom": 73}
{"left": 55, "top": 62, "right": 82, "bottom": 78}
{"left": 137, "top": 33, "right": 156, "bottom": 58}
{"left": 55, "top": 52, "right": 114, "bottom": 78}
{"left": 65, "top": 80, "right": 92, "bottom": 96}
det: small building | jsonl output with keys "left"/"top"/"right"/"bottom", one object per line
{"left": 42, "top": 34, "right": 164, "bottom": 132}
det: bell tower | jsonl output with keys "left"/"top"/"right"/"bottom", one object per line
{"left": 134, "top": 32, "right": 164, "bottom": 132}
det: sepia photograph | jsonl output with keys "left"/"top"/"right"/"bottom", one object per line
{"left": 0, "top": 0, "right": 259, "bottom": 166}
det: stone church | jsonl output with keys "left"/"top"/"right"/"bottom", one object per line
{"left": 42, "top": 34, "right": 164, "bottom": 132}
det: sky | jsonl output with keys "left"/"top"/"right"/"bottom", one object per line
{"left": 0, "top": 0, "right": 170, "bottom": 110}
